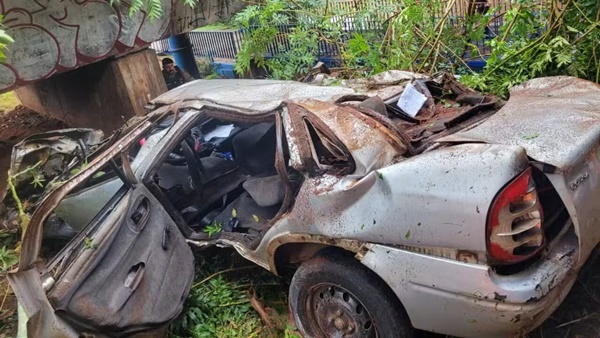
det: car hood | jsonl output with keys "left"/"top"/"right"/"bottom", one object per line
{"left": 438, "top": 76, "right": 600, "bottom": 170}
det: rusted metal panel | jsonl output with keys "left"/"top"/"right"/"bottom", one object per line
{"left": 297, "top": 99, "right": 406, "bottom": 175}
{"left": 277, "top": 144, "right": 527, "bottom": 252}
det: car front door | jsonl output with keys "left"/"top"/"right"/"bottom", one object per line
{"left": 8, "top": 119, "right": 195, "bottom": 337}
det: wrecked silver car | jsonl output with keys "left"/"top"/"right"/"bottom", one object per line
{"left": 6, "top": 74, "right": 600, "bottom": 338}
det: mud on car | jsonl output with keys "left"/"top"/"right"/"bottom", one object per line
{"left": 5, "top": 73, "right": 600, "bottom": 338}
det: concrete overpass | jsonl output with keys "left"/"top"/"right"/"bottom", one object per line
{"left": 0, "top": 0, "right": 246, "bottom": 131}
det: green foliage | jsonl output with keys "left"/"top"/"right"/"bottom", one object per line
{"left": 233, "top": 0, "right": 491, "bottom": 79}
{"left": 0, "top": 92, "right": 21, "bottom": 112}
{"left": 110, "top": 0, "right": 198, "bottom": 20}
{"left": 234, "top": 0, "right": 386, "bottom": 79}
{"left": 171, "top": 275, "right": 260, "bottom": 338}
{"left": 0, "top": 15, "right": 14, "bottom": 62}
{"left": 0, "top": 244, "right": 18, "bottom": 272}
{"left": 168, "top": 250, "right": 292, "bottom": 338}
{"left": 235, "top": 0, "right": 599, "bottom": 96}
{"left": 203, "top": 221, "right": 223, "bottom": 237}
{"left": 460, "top": 0, "right": 600, "bottom": 96}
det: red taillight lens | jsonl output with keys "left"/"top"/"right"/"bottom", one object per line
{"left": 487, "top": 168, "right": 545, "bottom": 265}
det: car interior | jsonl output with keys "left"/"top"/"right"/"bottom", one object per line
{"left": 149, "top": 113, "right": 293, "bottom": 238}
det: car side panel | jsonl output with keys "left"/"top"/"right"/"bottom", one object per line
{"left": 270, "top": 144, "right": 528, "bottom": 252}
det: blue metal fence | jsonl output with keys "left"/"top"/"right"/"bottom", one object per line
{"left": 150, "top": 4, "right": 512, "bottom": 75}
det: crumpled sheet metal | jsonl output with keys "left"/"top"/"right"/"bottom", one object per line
{"left": 438, "top": 76, "right": 600, "bottom": 170}
{"left": 150, "top": 71, "right": 430, "bottom": 114}
{"left": 297, "top": 99, "right": 405, "bottom": 175}
{"left": 7, "top": 128, "right": 104, "bottom": 186}
{"left": 151, "top": 79, "right": 357, "bottom": 113}
{"left": 0, "top": 129, "right": 105, "bottom": 231}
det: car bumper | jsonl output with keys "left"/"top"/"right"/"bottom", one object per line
{"left": 359, "top": 226, "right": 579, "bottom": 338}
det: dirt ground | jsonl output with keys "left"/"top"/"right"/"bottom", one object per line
{"left": 0, "top": 107, "right": 598, "bottom": 337}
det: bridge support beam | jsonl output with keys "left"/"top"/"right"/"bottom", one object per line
{"left": 168, "top": 33, "right": 201, "bottom": 79}
{"left": 15, "top": 48, "right": 166, "bottom": 133}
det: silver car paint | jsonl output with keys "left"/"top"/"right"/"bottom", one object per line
{"left": 440, "top": 76, "right": 600, "bottom": 259}
{"left": 360, "top": 224, "right": 578, "bottom": 337}
{"left": 259, "top": 143, "right": 528, "bottom": 252}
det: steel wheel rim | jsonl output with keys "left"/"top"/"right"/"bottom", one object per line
{"left": 305, "top": 283, "right": 377, "bottom": 338}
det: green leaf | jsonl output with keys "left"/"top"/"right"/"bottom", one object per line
{"left": 566, "top": 25, "right": 580, "bottom": 33}
{"left": 231, "top": 208, "right": 237, "bottom": 218}
{"left": 523, "top": 132, "right": 540, "bottom": 140}
{"left": 252, "top": 214, "right": 260, "bottom": 222}
{"left": 84, "top": 237, "right": 97, "bottom": 250}
{"left": 405, "top": 230, "right": 411, "bottom": 239}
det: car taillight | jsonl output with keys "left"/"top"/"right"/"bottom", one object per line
{"left": 487, "top": 168, "right": 545, "bottom": 265}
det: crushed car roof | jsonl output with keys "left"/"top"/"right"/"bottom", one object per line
{"left": 150, "top": 79, "right": 357, "bottom": 112}
{"left": 149, "top": 71, "right": 428, "bottom": 113}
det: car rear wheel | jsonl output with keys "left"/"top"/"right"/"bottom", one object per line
{"left": 289, "top": 251, "right": 415, "bottom": 338}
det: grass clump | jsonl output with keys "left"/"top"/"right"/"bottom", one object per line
{"left": 168, "top": 248, "right": 300, "bottom": 338}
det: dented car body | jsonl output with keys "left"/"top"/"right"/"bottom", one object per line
{"left": 7, "top": 75, "right": 600, "bottom": 337}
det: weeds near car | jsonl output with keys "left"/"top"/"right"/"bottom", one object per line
{"left": 234, "top": 0, "right": 600, "bottom": 97}
{"left": 203, "top": 221, "right": 223, "bottom": 237}
{"left": 168, "top": 248, "right": 299, "bottom": 338}
{"left": 0, "top": 244, "right": 18, "bottom": 272}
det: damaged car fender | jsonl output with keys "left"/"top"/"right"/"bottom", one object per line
{"left": 263, "top": 143, "right": 529, "bottom": 260}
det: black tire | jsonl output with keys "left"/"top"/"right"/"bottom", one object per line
{"left": 289, "top": 251, "right": 415, "bottom": 338}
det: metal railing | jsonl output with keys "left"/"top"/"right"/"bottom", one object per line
{"left": 150, "top": 1, "right": 535, "bottom": 64}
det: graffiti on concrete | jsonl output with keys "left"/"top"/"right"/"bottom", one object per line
{"left": 0, "top": 0, "right": 245, "bottom": 92}
{"left": 0, "top": 0, "right": 171, "bottom": 91}
{"left": 173, "top": 0, "right": 241, "bottom": 33}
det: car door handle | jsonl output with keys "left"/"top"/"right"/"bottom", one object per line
{"left": 162, "top": 224, "right": 171, "bottom": 250}
{"left": 124, "top": 263, "right": 145, "bottom": 290}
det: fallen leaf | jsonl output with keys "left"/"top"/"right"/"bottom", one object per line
{"left": 232, "top": 208, "right": 237, "bottom": 218}
{"left": 523, "top": 132, "right": 540, "bottom": 140}
{"left": 405, "top": 230, "right": 411, "bottom": 239}
{"left": 253, "top": 214, "right": 260, "bottom": 222}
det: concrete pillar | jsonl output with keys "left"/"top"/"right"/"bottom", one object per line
{"left": 168, "top": 33, "right": 201, "bottom": 79}
{"left": 15, "top": 48, "right": 166, "bottom": 133}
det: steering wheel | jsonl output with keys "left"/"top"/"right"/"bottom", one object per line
{"left": 180, "top": 140, "right": 206, "bottom": 192}
{"left": 165, "top": 126, "right": 209, "bottom": 166}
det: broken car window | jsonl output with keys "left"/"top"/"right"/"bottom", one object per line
{"left": 304, "top": 118, "right": 352, "bottom": 174}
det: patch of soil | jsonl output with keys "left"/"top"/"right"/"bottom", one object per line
{"left": 0, "top": 277, "right": 17, "bottom": 337}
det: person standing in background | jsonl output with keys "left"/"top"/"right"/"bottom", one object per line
{"left": 162, "top": 57, "right": 195, "bottom": 90}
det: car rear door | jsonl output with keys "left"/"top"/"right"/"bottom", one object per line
{"left": 8, "top": 119, "right": 195, "bottom": 337}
